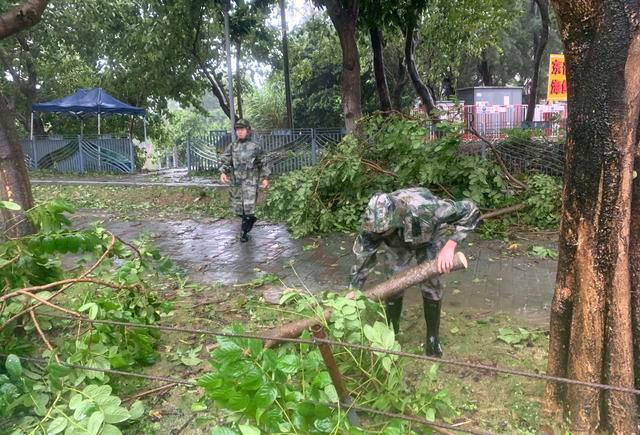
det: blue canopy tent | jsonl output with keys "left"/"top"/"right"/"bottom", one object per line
{"left": 31, "top": 88, "right": 146, "bottom": 139}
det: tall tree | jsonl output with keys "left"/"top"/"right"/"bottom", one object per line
{"left": 0, "top": 0, "right": 49, "bottom": 237}
{"left": 525, "top": 0, "right": 549, "bottom": 122}
{"left": 543, "top": 1, "right": 640, "bottom": 433}
{"left": 314, "top": 0, "right": 362, "bottom": 132}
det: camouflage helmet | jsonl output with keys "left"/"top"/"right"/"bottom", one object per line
{"left": 234, "top": 118, "right": 252, "bottom": 130}
{"left": 362, "top": 192, "right": 395, "bottom": 233}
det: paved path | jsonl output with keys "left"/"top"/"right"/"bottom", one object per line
{"left": 73, "top": 211, "right": 557, "bottom": 323}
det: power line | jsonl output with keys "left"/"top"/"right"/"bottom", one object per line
{"left": 41, "top": 313, "right": 640, "bottom": 396}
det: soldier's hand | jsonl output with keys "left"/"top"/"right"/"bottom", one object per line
{"left": 437, "top": 240, "right": 458, "bottom": 274}
{"left": 260, "top": 179, "right": 269, "bottom": 189}
{"left": 220, "top": 173, "right": 228, "bottom": 184}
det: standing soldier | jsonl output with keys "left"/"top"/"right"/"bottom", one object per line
{"left": 350, "top": 187, "right": 480, "bottom": 356}
{"left": 219, "top": 119, "right": 271, "bottom": 242}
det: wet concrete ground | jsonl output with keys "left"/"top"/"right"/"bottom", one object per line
{"left": 74, "top": 211, "right": 557, "bottom": 324}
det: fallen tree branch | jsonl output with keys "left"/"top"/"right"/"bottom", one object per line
{"left": 262, "top": 252, "right": 468, "bottom": 348}
{"left": 15, "top": 290, "right": 83, "bottom": 318}
{"left": 30, "top": 310, "right": 60, "bottom": 363}
{"left": 123, "top": 383, "right": 178, "bottom": 403}
{"left": 0, "top": 278, "right": 143, "bottom": 304}
{"left": 465, "top": 127, "right": 528, "bottom": 190}
{"left": 480, "top": 202, "right": 530, "bottom": 220}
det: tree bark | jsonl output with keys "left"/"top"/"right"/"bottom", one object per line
{"left": 477, "top": 49, "right": 493, "bottom": 86}
{"left": 321, "top": 0, "right": 362, "bottom": 133}
{"left": 369, "top": 26, "right": 391, "bottom": 112}
{"left": 391, "top": 56, "right": 407, "bottom": 111}
{"left": 0, "top": 0, "right": 48, "bottom": 38}
{"left": 235, "top": 40, "right": 243, "bottom": 120}
{"left": 404, "top": 25, "right": 436, "bottom": 116}
{"left": 543, "top": 1, "right": 640, "bottom": 432}
{"left": 0, "top": 97, "right": 34, "bottom": 237}
{"left": 525, "top": 0, "right": 549, "bottom": 123}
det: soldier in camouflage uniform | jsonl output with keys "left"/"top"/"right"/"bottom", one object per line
{"left": 350, "top": 187, "right": 480, "bottom": 356}
{"left": 219, "top": 119, "right": 271, "bottom": 242}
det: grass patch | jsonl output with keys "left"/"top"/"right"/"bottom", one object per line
{"left": 33, "top": 184, "right": 232, "bottom": 220}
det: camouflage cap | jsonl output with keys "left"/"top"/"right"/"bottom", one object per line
{"left": 362, "top": 192, "right": 395, "bottom": 233}
{"left": 234, "top": 118, "right": 252, "bottom": 130}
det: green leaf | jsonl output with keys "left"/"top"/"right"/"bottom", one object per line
{"left": 100, "top": 424, "right": 122, "bottom": 435}
{"left": 276, "top": 354, "right": 299, "bottom": 374}
{"left": 73, "top": 399, "right": 97, "bottom": 420}
{"left": 87, "top": 410, "right": 104, "bottom": 435}
{"left": 0, "top": 200, "right": 21, "bottom": 210}
{"left": 47, "top": 416, "right": 67, "bottom": 434}
{"left": 103, "top": 406, "right": 130, "bottom": 424}
{"left": 425, "top": 407, "right": 436, "bottom": 422}
{"left": 238, "top": 425, "right": 261, "bottom": 435}
{"left": 129, "top": 400, "right": 145, "bottom": 420}
{"left": 255, "top": 383, "right": 278, "bottom": 409}
{"left": 5, "top": 354, "right": 22, "bottom": 379}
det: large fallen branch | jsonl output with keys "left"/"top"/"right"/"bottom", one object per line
{"left": 480, "top": 202, "right": 529, "bottom": 220}
{"left": 263, "top": 252, "right": 468, "bottom": 348}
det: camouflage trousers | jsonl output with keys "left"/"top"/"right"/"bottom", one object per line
{"left": 230, "top": 178, "right": 258, "bottom": 216}
{"left": 384, "top": 241, "right": 444, "bottom": 302}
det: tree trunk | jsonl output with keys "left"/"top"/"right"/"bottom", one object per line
{"left": 369, "top": 26, "right": 391, "bottom": 112}
{"left": 543, "top": 2, "right": 640, "bottom": 432}
{"left": 477, "top": 50, "right": 493, "bottom": 86}
{"left": 404, "top": 25, "right": 436, "bottom": 116}
{"left": 391, "top": 56, "right": 407, "bottom": 111}
{"left": 235, "top": 40, "right": 243, "bottom": 120}
{"left": 525, "top": 0, "right": 549, "bottom": 123}
{"left": 632, "top": 123, "right": 640, "bottom": 395}
{"left": 322, "top": 0, "right": 362, "bottom": 133}
{"left": 0, "top": 98, "right": 34, "bottom": 237}
{"left": 441, "top": 76, "right": 455, "bottom": 100}
{"left": 0, "top": 0, "right": 48, "bottom": 38}
{"left": 280, "top": 0, "right": 293, "bottom": 129}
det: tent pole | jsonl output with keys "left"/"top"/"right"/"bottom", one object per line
{"left": 98, "top": 112, "right": 101, "bottom": 135}
{"left": 29, "top": 112, "right": 34, "bottom": 140}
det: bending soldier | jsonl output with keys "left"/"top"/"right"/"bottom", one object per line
{"left": 350, "top": 187, "right": 480, "bottom": 357}
{"left": 219, "top": 119, "right": 271, "bottom": 242}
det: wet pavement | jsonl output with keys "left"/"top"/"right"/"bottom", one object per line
{"left": 73, "top": 211, "right": 557, "bottom": 324}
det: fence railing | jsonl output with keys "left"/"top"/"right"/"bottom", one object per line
{"left": 21, "top": 135, "right": 136, "bottom": 173}
{"left": 185, "top": 128, "right": 345, "bottom": 175}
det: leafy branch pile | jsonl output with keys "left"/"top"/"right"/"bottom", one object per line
{"left": 198, "top": 290, "right": 459, "bottom": 434}
{"left": 0, "top": 200, "right": 173, "bottom": 435}
{"left": 262, "top": 113, "right": 561, "bottom": 238}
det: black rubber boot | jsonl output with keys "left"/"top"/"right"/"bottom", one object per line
{"left": 246, "top": 215, "right": 257, "bottom": 233}
{"left": 384, "top": 298, "right": 403, "bottom": 335}
{"left": 239, "top": 216, "right": 251, "bottom": 242}
{"left": 423, "top": 298, "right": 443, "bottom": 357}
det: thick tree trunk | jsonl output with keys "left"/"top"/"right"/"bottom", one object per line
{"left": 632, "top": 126, "right": 640, "bottom": 394}
{"left": 525, "top": 0, "right": 549, "bottom": 123}
{"left": 477, "top": 50, "right": 493, "bottom": 86}
{"left": 369, "top": 26, "right": 391, "bottom": 112}
{"left": 404, "top": 25, "right": 436, "bottom": 116}
{"left": 235, "top": 40, "right": 243, "bottom": 120}
{"left": 323, "top": 0, "right": 362, "bottom": 133}
{"left": 0, "top": 98, "right": 34, "bottom": 237}
{"left": 543, "top": 2, "right": 640, "bottom": 432}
